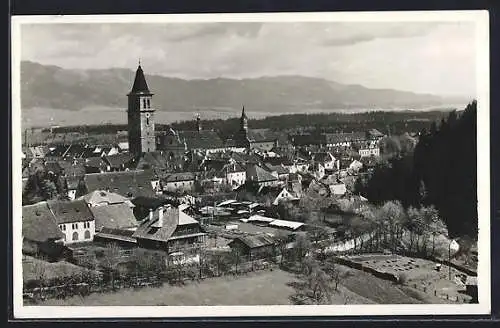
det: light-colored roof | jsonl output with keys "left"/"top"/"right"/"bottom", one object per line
{"left": 268, "top": 219, "right": 304, "bottom": 230}
{"left": 90, "top": 203, "right": 138, "bottom": 231}
{"left": 218, "top": 199, "right": 237, "bottom": 206}
{"left": 82, "top": 190, "right": 135, "bottom": 207}
{"left": 246, "top": 214, "right": 275, "bottom": 223}
{"left": 178, "top": 210, "right": 198, "bottom": 225}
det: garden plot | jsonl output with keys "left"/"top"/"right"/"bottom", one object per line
{"left": 348, "top": 254, "right": 472, "bottom": 303}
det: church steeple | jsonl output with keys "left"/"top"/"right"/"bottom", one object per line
{"left": 127, "top": 63, "right": 156, "bottom": 155}
{"left": 129, "top": 64, "right": 153, "bottom": 96}
{"left": 240, "top": 105, "right": 248, "bottom": 132}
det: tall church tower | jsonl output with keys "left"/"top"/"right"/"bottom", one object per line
{"left": 240, "top": 105, "right": 248, "bottom": 134}
{"left": 127, "top": 63, "right": 156, "bottom": 155}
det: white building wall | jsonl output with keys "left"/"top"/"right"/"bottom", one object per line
{"left": 58, "top": 220, "right": 95, "bottom": 244}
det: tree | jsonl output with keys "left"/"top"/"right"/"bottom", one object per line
{"left": 293, "top": 233, "right": 311, "bottom": 265}
{"left": 378, "top": 201, "right": 406, "bottom": 252}
{"left": 101, "top": 243, "right": 121, "bottom": 290}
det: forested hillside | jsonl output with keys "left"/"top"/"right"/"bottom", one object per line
{"left": 356, "top": 101, "right": 477, "bottom": 238}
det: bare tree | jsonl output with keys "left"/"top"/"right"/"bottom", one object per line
{"left": 101, "top": 243, "right": 121, "bottom": 290}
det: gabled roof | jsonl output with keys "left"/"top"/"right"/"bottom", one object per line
{"left": 83, "top": 170, "right": 156, "bottom": 198}
{"left": 129, "top": 64, "right": 152, "bottom": 95}
{"left": 265, "top": 164, "right": 289, "bottom": 175}
{"left": 132, "top": 207, "right": 179, "bottom": 242}
{"left": 90, "top": 203, "right": 138, "bottom": 231}
{"left": 136, "top": 151, "right": 167, "bottom": 170}
{"left": 367, "top": 129, "right": 384, "bottom": 138}
{"left": 247, "top": 129, "right": 279, "bottom": 142}
{"left": 22, "top": 202, "right": 64, "bottom": 242}
{"left": 178, "top": 130, "right": 225, "bottom": 150}
{"left": 82, "top": 190, "right": 134, "bottom": 207}
{"left": 47, "top": 199, "right": 94, "bottom": 224}
{"left": 246, "top": 164, "right": 278, "bottom": 183}
{"left": 84, "top": 157, "right": 107, "bottom": 169}
{"left": 231, "top": 234, "right": 275, "bottom": 249}
{"left": 178, "top": 210, "right": 199, "bottom": 225}
{"left": 313, "top": 152, "right": 335, "bottom": 163}
{"left": 105, "top": 153, "right": 136, "bottom": 168}
{"left": 163, "top": 172, "right": 195, "bottom": 183}
{"left": 325, "top": 132, "right": 366, "bottom": 144}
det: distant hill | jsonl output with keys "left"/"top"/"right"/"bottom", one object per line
{"left": 21, "top": 61, "right": 467, "bottom": 113}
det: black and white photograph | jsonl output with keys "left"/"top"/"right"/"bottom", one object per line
{"left": 11, "top": 11, "right": 490, "bottom": 318}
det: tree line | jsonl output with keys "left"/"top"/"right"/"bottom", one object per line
{"left": 355, "top": 101, "right": 477, "bottom": 238}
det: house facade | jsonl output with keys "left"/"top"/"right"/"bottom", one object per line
{"left": 47, "top": 199, "right": 96, "bottom": 244}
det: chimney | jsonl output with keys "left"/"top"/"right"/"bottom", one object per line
{"left": 149, "top": 208, "right": 154, "bottom": 221}
{"left": 158, "top": 206, "right": 164, "bottom": 227}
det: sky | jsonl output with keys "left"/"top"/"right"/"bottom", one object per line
{"left": 20, "top": 21, "right": 477, "bottom": 97}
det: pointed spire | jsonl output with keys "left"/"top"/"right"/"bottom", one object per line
{"left": 241, "top": 105, "right": 247, "bottom": 119}
{"left": 129, "top": 63, "right": 152, "bottom": 95}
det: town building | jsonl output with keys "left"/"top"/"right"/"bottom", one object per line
{"left": 127, "top": 64, "right": 156, "bottom": 155}
{"left": 47, "top": 199, "right": 95, "bottom": 244}
{"left": 132, "top": 204, "right": 207, "bottom": 263}
{"left": 22, "top": 202, "right": 65, "bottom": 258}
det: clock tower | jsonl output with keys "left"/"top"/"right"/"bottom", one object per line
{"left": 127, "top": 63, "right": 156, "bottom": 155}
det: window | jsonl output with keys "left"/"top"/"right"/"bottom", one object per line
{"left": 143, "top": 99, "right": 147, "bottom": 108}
{"left": 84, "top": 230, "right": 91, "bottom": 239}
{"left": 147, "top": 99, "right": 151, "bottom": 108}
{"left": 72, "top": 232, "right": 79, "bottom": 241}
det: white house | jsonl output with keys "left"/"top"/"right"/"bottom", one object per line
{"left": 359, "top": 147, "right": 380, "bottom": 158}
{"left": 329, "top": 183, "right": 347, "bottom": 196}
{"left": 273, "top": 187, "right": 300, "bottom": 205}
{"left": 162, "top": 172, "right": 196, "bottom": 193}
{"left": 348, "top": 160, "right": 364, "bottom": 173}
{"left": 313, "top": 152, "right": 337, "bottom": 171}
{"left": 224, "top": 163, "right": 247, "bottom": 187}
{"left": 47, "top": 199, "right": 95, "bottom": 244}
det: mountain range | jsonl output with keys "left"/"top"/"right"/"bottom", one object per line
{"left": 20, "top": 61, "right": 468, "bottom": 113}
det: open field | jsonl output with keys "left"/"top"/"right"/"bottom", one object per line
{"left": 39, "top": 269, "right": 297, "bottom": 306}
{"left": 34, "top": 260, "right": 453, "bottom": 306}
{"left": 23, "top": 256, "right": 98, "bottom": 282}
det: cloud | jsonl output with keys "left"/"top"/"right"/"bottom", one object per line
{"left": 321, "top": 22, "right": 442, "bottom": 47}
{"left": 19, "top": 21, "right": 476, "bottom": 96}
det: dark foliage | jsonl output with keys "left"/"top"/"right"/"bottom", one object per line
{"left": 356, "top": 101, "right": 477, "bottom": 239}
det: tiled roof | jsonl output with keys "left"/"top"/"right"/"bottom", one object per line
{"left": 96, "top": 227, "right": 137, "bottom": 243}
{"left": 247, "top": 164, "right": 278, "bottom": 183}
{"left": 83, "top": 170, "right": 156, "bottom": 198}
{"left": 105, "top": 153, "right": 136, "bottom": 168}
{"left": 47, "top": 199, "right": 94, "bottom": 224}
{"left": 136, "top": 152, "right": 168, "bottom": 170}
{"left": 84, "top": 157, "right": 108, "bottom": 169}
{"left": 178, "top": 130, "right": 225, "bottom": 150}
{"left": 132, "top": 207, "right": 179, "bottom": 242}
{"left": 22, "top": 202, "right": 64, "bottom": 242}
{"left": 163, "top": 172, "right": 195, "bottom": 183}
{"left": 231, "top": 234, "right": 275, "bottom": 249}
{"left": 90, "top": 203, "right": 138, "bottom": 231}
{"left": 265, "top": 164, "right": 289, "bottom": 175}
{"left": 367, "top": 129, "right": 384, "bottom": 138}
{"left": 325, "top": 132, "right": 366, "bottom": 144}
{"left": 247, "top": 129, "right": 279, "bottom": 142}
{"left": 313, "top": 152, "right": 334, "bottom": 163}
{"left": 82, "top": 190, "right": 133, "bottom": 207}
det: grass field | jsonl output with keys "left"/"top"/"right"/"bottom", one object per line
{"left": 36, "top": 262, "right": 448, "bottom": 306}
